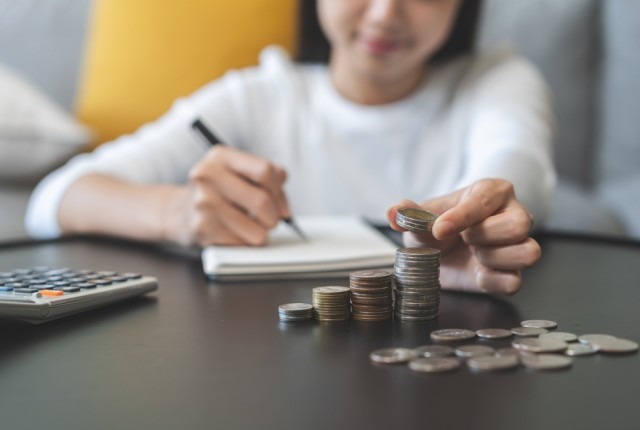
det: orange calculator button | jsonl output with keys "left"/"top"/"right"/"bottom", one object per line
{"left": 41, "top": 290, "right": 64, "bottom": 297}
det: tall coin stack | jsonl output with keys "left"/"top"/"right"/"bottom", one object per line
{"left": 312, "top": 286, "right": 351, "bottom": 322}
{"left": 394, "top": 207, "right": 441, "bottom": 322}
{"left": 393, "top": 248, "right": 441, "bottom": 321}
{"left": 349, "top": 270, "right": 393, "bottom": 321}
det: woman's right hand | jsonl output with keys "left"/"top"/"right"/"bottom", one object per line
{"left": 164, "top": 146, "right": 290, "bottom": 247}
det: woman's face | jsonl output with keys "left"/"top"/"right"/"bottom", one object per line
{"left": 318, "top": 0, "right": 462, "bottom": 84}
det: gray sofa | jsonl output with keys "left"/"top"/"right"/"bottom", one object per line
{"left": 0, "top": 0, "right": 639, "bottom": 243}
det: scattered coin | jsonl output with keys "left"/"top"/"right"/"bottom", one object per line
{"left": 408, "top": 357, "right": 462, "bottom": 373}
{"left": 512, "top": 338, "right": 567, "bottom": 353}
{"left": 521, "top": 320, "right": 558, "bottom": 329}
{"left": 539, "top": 332, "right": 578, "bottom": 343}
{"left": 395, "top": 208, "right": 438, "bottom": 233}
{"left": 370, "top": 348, "right": 418, "bottom": 364}
{"left": 278, "top": 303, "right": 313, "bottom": 322}
{"left": 467, "top": 355, "right": 520, "bottom": 372}
{"left": 588, "top": 337, "right": 639, "bottom": 354}
{"left": 414, "top": 345, "right": 455, "bottom": 358}
{"left": 431, "top": 328, "right": 476, "bottom": 342}
{"left": 455, "top": 344, "right": 495, "bottom": 358}
{"left": 520, "top": 354, "right": 573, "bottom": 370}
{"left": 511, "top": 327, "right": 549, "bottom": 337}
{"left": 476, "top": 328, "right": 513, "bottom": 339}
{"left": 565, "top": 343, "right": 598, "bottom": 356}
{"left": 578, "top": 334, "right": 617, "bottom": 345}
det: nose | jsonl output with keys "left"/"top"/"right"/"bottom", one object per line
{"left": 365, "top": 0, "right": 403, "bottom": 30}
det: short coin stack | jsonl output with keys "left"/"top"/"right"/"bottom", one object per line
{"left": 312, "top": 286, "right": 351, "bottom": 322}
{"left": 349, "top": 270, "right": 393, "bottom": 321}
{"left": 393, "top": 247, "right": 441, "bottom": 321}
{"left": 395, "top": 207, "right": 438, "bottom": 233}
{"left": 278, "top": 303, "right": 313, "bottom": 322}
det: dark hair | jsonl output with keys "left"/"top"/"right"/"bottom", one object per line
{"left": 296, "top": 0, "right": 483, "bottom": 64}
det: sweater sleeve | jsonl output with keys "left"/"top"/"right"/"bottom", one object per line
{"left": 24, "top": 67, "right": 256, "bottom": 239}
{"left": 452, "top": 49, "right": 557, "bottom": 226}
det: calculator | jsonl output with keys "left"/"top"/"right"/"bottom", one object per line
{"left": 0, "top": 266, "right": 158, "bottom": 324}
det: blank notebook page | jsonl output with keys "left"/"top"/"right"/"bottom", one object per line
{"left": 202, "top": 215, "right": 397, "bottom": 279}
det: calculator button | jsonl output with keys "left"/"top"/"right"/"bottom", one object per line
{"left": 4, "top": 282, "right": 26, "bottom": 289}
{"left": 14, "top": 269, "right": 33, "bottom": 276}
{"left": 44, "top": 268, "right": 71, "bottom": 276}
{"left": 110, "top": 276, "right": 129, "bottom": 283}
{"left": 75, "top": 282, "right": 97, "bottom": 289}
{"left": 94, "top": 279, "right": 113, "bottom": 286}
{"left": 54, "top": 286, "right": 81, "bottom": 293}
{"left": 0, "top": 272, "right": 14, "bottom": 278}
{"left": 97, "top": 271, "right": 118, "bottom": 277}
{"left": 40, "top": 290, "right": 64, "bottom": 297}
{"left": 45, "top": 276, "right": 63, "bottom": 282}
{"left": 122, "top": 273, "right": 142, "bottom": 280}
{"left": 14, "top": 288, "right": 38, "bottom": 294}
{"left": 30, "top": 284, "right": 55, "bottom": 290}
{"left": 66, "top": 277, "right": 86, "bottom": 283}
{"left": 0, "top": 286, "right": 14, "bottom": 291}
{"left": 53, "top": 280, "right": 71, "bottom": 287}
{"left": 28, "top": 278, "right": 48, "bottom": 285}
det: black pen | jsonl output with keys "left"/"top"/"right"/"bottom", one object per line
{"left": 191, "top": 118, "right": 308, "bottom": 241}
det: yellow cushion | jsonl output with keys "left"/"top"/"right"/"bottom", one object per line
{"left": 75, "top": 0, "right": 297, "bottom": 144}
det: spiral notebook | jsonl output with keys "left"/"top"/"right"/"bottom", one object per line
{"left": 202, "top": 216, "right": 397, "bottom": 281}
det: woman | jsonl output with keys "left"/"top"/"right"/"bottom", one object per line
{"left": 26, "top": 0, "right": 555, "bottom": 295}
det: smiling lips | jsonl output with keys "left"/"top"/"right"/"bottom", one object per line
{"left": 361, "top": 36, "right": 401, "bottom": 55}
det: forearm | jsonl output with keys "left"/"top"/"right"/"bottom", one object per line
{"left": 58, "top": 173, "right": 183, "bottom": 243}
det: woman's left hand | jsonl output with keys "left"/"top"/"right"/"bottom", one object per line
{"left": 386, "top": 178, "right": 541, "bottom": 295}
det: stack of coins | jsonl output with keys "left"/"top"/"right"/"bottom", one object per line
{"left": 395, "top": 207, "right": 438, "bottom": 233}
{"left": 312, "top": 286, "right": 351, "bottom": 322}
{"left": 278, "top": 303, "right": 313, "bottom": 322}
{"left": 393, "top": 247, "right": 441, "bottom": 321}
{"left": 349, "top": 270, "right": 393, "bottom": 321}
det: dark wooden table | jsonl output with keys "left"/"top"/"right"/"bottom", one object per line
{"left": 1, "top": 233, "right": 638, "bottom": 430}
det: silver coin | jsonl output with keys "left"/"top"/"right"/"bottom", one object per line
{"left": 313, "top": 286, "right": 350, "bottom": 294}
{"left": 511, "top": 327, "right": 549, "bottom": 337}
{"left": 397, "top": 207, "right": 439, "bottom": 223}
{"left": 455, "top": 344, "right": 495, "bottom": 358}
{"left": 565, "top": 343, "right": 598, "bottom": 356}
{"left": 430, "top": 328, "right": 476, "bottom": 342}
{"left": 476, "top": 328, "right": 513, "bottom": 339}
{"left": 370, "top": 348, "right": 418, "bottom": 364}
{"left": 279, "top": 303, "right": 313, "bottom": 312}
{"left": 408, "top": 357, "right": 461, "bottom": 373}
{"left": 539, "top": 332, "right": 578, "bottom": 343}
{"left": 588, "top": 337, "right": 639, "bottom": 354}
{"left": 520, "top": 354, "right": 573, "bottom": 370}
{"left": 521, "top": 319, "right": 558, "bottom": 329}
{"left": 349, "top": 269, "right": 392, "bottom": 279}
{"left": 396, "top": 248, "right": 441, "bottom": 257}
{"left": 512, "top": 338, "right": 567, "bottom": 353}
{"left": 467, "top": 355, "right": 520, "bottom": 372}
{"left": 578, "top": 334, "right": 618, "bottom": 345}
{"left": 414, "top": 345, "right": 455, "bottom": 358}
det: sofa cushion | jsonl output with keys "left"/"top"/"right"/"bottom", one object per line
{"left": 598, "top": 0, "right": 640, "bottom": 183}
{"left": 477, "top": 0, "right": 600, "bottom": 186}
{"left": 74, "top": 0, "right": 297, "bottom": 144}
{"left": 0, "top": 63, "right": 92, "bottom": 182}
